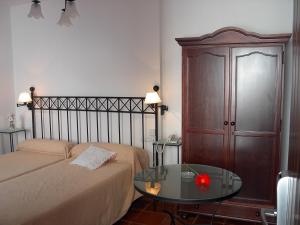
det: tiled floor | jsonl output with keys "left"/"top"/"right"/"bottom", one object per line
{"left": 114, "top": 197, "right": 259, "bottom": 225}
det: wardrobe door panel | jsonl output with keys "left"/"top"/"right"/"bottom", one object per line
{"left": 233, "top": 136, "right": 274, "bottom": 202}
{"left": 230, "top": 46, "right": 283, "bottom": 205}
{"left": 188, "top": 52, "right": 225, "bottom": 130}
{"left": 235, "top": 52, "right": 278, "bottom": 132}
{"left": 182, "top": 47, "right": 230, "bottom": 167}
{"left": 187, "top": 133, "right": 224, "bottom": 168}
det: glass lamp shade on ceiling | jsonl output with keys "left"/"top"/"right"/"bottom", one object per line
{"left": 28, "top": 2, "right": 44, "bottom": 19}
{"left": 144, "top": 92, "right": 162, "bottom": 104}
{"left": 57, "top": 10, "right": 73, "bottom": 27}
{"left": 27, "top": 0, "right": 79, "bottom": 25}
{"left": 65, "top": 1, "right": 80, "bottom": 18}
{"left": 18, "top": 92, "right": 32, "bottom": 104}
{"left": 57, "top": 1, "right": 80, "bottom": 26}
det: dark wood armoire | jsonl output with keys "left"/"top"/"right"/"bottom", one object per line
{"left": 176, "top": 27, "right": 291, "bottom": 222}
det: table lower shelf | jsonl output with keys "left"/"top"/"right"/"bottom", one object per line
{"left": 179, "top": 201, "right": 276, "bottom": 224}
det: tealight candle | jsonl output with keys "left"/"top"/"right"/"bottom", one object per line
{"left": 195, "top": 174, "right": 211, "bottom": 187}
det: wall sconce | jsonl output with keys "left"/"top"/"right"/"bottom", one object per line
{"left": 17, "top": 88, "right": 34, "bottom": 109}
{"left": 145, "top": 85, "right": 168, "bottom": 115}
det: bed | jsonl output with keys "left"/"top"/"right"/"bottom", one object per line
{"left": 0, "top": 87, "right": 157, "bottom": 225}
{"left": 0, "top": 139, "right": 72, "bottom": 183}
{"left": 0, "top": 143, "right": 149, "bottom": 225}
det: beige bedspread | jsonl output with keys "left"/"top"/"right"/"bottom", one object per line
{"left": 0, "top": 143, "right": 149, "bottom": 225}
{"left": 0, "top": 151, "right": 64, "bottom": 183}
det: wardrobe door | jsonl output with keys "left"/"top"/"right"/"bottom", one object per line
{"left": 230, "top": 46, "right": 283, "bottom": 205}
{"left": 182, "top": 47, "right": 230, "bottom": 169}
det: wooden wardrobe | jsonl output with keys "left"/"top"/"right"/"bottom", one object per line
{"left": 176, "top": 27, "right": 291, "bottom": 221}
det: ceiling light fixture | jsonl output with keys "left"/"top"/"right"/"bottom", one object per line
{"left": 57, "top": 9, "right": 73, "bottom": 27}
{"left": 57, "top": 0, "right": 80, "bottom": 26}
{"left": 65, "top": 0, "right": 80, "bottom": 18}
{"left": 28, "top": 0, "right": 44, "bottom": 19}
{"left": 28, "top": 0, "right": 79, "bottom": 26}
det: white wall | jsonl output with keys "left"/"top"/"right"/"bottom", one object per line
{"left": 9, "top": 0, "right": 160, "bottom": 156}
{"left": 0, "top": 1, "right": 15, "bottom": 154}
{"left": 11, "top": 0, "right": 160, "bottom": 97}
{"left": 161, "top": 0, "right": 294, "bottom": 164}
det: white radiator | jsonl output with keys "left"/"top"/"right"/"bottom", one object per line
{"left": 261, "top": 175, "right": 296, "bottom": 225}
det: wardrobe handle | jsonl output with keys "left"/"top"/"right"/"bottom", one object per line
{"left": 224, "top": 121, "right": 229, "bottom": 126}
{"left": 231, "top": 121, "right": 236, "bottom": 126}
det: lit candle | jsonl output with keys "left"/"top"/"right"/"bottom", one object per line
{"left": 195, "top": 174, "right": 211, "bottom": 187}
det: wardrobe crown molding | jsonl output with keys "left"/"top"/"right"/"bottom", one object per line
{"left": 176, "top": 27, "right": 291, "bottom": 46}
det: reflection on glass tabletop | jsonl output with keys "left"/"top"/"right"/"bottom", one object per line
{"left": 134, "top": 164, "right": 242, "bottom": 203}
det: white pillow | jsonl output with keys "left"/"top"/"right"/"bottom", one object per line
{"left": 70, "top": 146, "right": 117, "bottom": 170}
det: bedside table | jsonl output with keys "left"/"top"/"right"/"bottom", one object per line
{"left": 152, "top": 141, "right": 182, "bottom": 166}
{"left": 0, "top": 128, "right": 27, "bottom": 152}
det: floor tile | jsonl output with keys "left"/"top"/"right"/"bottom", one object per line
{"left": 114, "top": 220, "right": 132, "bottom": 225}
{"left": 122, "top": 209, "right": 141, "bottom": 222}
{"left": 131, "top": 198, "right": 152, "bottom": 210}
{"left": 135, "top": 210, "right": 167, "bottom": 225}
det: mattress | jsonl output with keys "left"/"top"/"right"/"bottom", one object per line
{"left": 0, "top": 151, "right": 64, "bottom": 183}
{"left": 0, "top": 143, "right": 149, "bottom": 225}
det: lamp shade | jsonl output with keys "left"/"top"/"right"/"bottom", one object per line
{"left": 144, "top": 92, "right": 161, "bottom": 104}
{"left": 28, "top": 1, "right": 44, "bottom": 19}
{"left": 57, "top": 10, "right": 73, "bottom": 27}
{"left": 18, "top": 92, "right": 32, "bottom": 104}
{"left": 65, "top": 0, "right": 80, "bottom": 18}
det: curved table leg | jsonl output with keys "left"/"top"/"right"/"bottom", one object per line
{"left": 163, "top": 209, "right": 177, "bottom": 225}
{"left": 176, "top": 201, "right": 221, "bottom": 225}
{"left": 163, "top": 208, "right": 213, "bottom": 225}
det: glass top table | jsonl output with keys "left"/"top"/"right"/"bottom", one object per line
{"left": 134, "top": 164, "right": 242, "bottom": 204}
{"left": 134, "top": 164, "right": 242, "bottom": 225}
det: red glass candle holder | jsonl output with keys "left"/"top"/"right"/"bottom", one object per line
{"left": 195, "top": 174, "right": 211, "bottom": 187}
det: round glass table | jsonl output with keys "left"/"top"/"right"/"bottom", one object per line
{"left": 134, "top": 164, "right": 242, "bottom": 225}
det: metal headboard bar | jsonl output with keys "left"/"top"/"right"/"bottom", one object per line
{"left": 29, "top": 87, "right": 158, "bottom": 148}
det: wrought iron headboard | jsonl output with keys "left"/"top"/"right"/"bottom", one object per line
{"left": 29, "top": 87, "right": 158, "bottom": 149}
